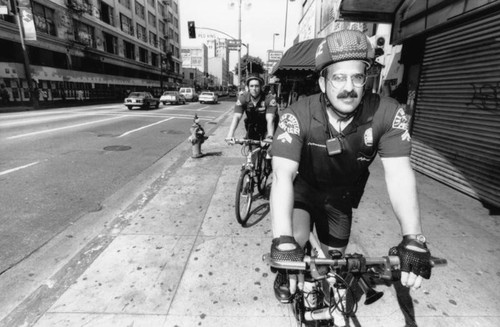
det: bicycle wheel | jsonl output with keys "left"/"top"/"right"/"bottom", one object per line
{"left": 235, "top": 169, "right": 253, "bottom": 225}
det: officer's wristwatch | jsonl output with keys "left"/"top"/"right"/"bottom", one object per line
{"left": 404, "top": 234, "right": 427, "bottom": 244}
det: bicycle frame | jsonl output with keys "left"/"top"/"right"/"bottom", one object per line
{"left": 263, "top": 231, "right": 447, "bottom": 325}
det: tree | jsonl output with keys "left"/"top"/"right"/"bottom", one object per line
{"left": 234, "top": 55, "right": 265, "bottom": 76}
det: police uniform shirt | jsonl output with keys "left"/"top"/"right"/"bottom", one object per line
{"left": 272, "top": 93, "right": 412, "bottom": 190}
{"left": 234, "top": 92, "right": 278, "bottom": 125}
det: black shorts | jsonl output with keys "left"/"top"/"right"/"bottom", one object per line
{"left": 294, "top": 176, "right": 353, "bottom": 248}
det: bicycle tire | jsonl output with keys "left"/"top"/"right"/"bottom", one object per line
{"left": 257, "top": 152, "right": 271, "bottom": 196}
{"left": 235, "top": 169, "right": 253, "bottom": 225}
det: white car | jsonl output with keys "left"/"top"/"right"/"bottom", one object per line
{"left": 160, "top": 91, "right": 186, "bottom": 105}
{"left": 199, "top": 92, "right": 218, "bottom": 104}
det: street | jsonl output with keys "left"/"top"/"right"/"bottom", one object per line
{"left": 0, "top": 100, "right": 232, "bottom": 275}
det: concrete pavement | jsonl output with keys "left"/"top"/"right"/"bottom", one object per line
{"left": 1, "top": 110, "right": 499, "bottom": 327}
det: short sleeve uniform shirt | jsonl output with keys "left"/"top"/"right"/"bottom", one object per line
{"left": 272, "top": 93, "right": 411, "bottom": 191}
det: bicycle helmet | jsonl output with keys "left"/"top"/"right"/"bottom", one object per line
{"left": 246, "top": 74, "right": 264, "bottom": 87}
{"left": 315, "top": 29, "right": 373, "bottom": 72}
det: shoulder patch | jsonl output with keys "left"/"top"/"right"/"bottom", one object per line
{"left": 392, "top": 107, "right": 409, "bottom": 130}
{"left": 279, "top": 113, "right": 300, "bottom": 135}
{"left": 235, "top": 99, "right": 242, "bottom": 106}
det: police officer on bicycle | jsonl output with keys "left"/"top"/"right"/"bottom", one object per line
{"left": 269, "top": 29, "right": 433, "bottom": 307}
{"left": 225, "top": 74, "right": 278, "bottom": 145}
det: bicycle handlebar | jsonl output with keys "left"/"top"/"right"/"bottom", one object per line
{"left": 262, "top": 253, "right": 447, "bottom": 272}
{"left": 230, "top": 138, "right": 272, "bottom": 146}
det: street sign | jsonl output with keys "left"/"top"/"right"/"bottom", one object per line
{"left": 227, "top": 39, "right": 241, "bottom": 50}
{"left": 268, "top": 50, "right": 283, "bottom": 62}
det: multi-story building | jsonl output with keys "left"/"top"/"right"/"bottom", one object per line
{"left": 0, "top": 0, "right": 182, "bottom": 103}
{"left": 208, "top": 56, "right": 228, "bottom": 87}
{"left": 180, "top": 44, "right": 208, "bottom": 74}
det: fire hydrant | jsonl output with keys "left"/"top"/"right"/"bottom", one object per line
{"left": 188, "top": 114, "right": 208, "bottom": 158}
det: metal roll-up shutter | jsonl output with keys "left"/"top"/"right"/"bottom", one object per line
{"left": 411, "top": 10, "right": 500, "bottom": 208}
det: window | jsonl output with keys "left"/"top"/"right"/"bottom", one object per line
{"left": 119, "top": 0, "right": 131, "bottom": 9}
{"left": 173, "top": 17, "right": 178, "bottom": 28}
{"left": 159, "top": 21, "right": 165, "bottom": 36}
{"left": 120, "top": 13, "right": 134, "bottom": 35}
{"left": 135, "top": 1, "right": 145, "bottom": 19}
{"left": 173, "top": 1, "right": 178, "bottom": 13}
{"left": 136, "top": 23, "right": 147, "bottom": 42}
{"left": 159, "top": 38, "right": 166, "bottom": 52}
{"left": 151, "top": 53, "right": 158, "bottom": 67}
{"left": 158, "top": 3, "right": 164, "bottom": 17}
{"left": 124, "top": 40, "right": 135, "bottom": 60}
{"left": 148, "top": 12, "right": 156, "bottom": 28}
{"left": 99, "top": 1, "right": 114, "bottom": 26}
{"left": 139, "top": 47, "right": 148, "bottom": 63}
{"left": 149, "top": 31, "right": 157, "bottom": 47}
{"left": 174, "top": 32, "right": 178, "bottom": 43}
{"left": 33, "top": 2, "right": 56, "bottom": 36}
{"left": 73, "top": 20, "right": 95, "bottom": 47}
{"left": 147, "top": 0, "right": 155, "bottom": 8}
{"left": 102, "top": 32, "right": 117, "bottom": 54}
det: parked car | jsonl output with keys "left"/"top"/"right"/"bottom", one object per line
{"left": 124, "top": 92, "right": 159, "bottom": 110}
{"left": 160, "top": 91, "right": 186, "bottom": 105}
{"left": 199, "top": 91, "right": 218, "bottom": 104}
{"left": 179, "top": 87, "right": 198, "bottom": 102}
{"left": 228, "top": 90, "right": 237, "bottom": 97}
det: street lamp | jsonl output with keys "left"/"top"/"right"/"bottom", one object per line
{"left": 229, "top": 0, "right": 251, "bottom": 89}
{"left": 273, "top": 33, "right": 279, "bottom": 51}
{"left": 284, "top": 0, "right": 296, "bottom": 47}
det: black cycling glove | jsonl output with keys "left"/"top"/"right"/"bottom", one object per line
{"left": 270, "top": 235, "right": 304, "bottom": 262}
{"left": 389, "top": 238, "right": 432, "bottom": 279}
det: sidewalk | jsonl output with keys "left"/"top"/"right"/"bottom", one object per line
{"left": 1, "top": 113, "right": 499, "bottom": 326}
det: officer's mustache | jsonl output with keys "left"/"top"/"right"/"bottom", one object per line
{"left": 337, "top": 90, "right": 358, "bottom": 99}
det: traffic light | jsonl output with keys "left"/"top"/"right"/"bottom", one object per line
{"left": 188, "top": 21, "right": 196, "bottom": 39}
{"left": 374, "top": 37, "right": 385, "bottom": 57}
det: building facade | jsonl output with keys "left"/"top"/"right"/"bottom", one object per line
{"left": 0, "top": 0, "right": 182, "bottom": 103}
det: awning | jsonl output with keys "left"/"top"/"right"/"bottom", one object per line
{"left": 271, "top": 38, "right": 324, "bottom": 76}
{"left": 339, "top": 0, "right": 403, "bottom": 23}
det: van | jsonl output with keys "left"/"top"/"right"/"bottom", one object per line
{"left": 179, "top": 87, "right": 198, "bottom": 102}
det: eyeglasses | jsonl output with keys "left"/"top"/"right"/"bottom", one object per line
{"left": 328, "top": 74, "right": 367, "bottom": 88}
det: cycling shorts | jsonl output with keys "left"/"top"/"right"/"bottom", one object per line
{"left": 293, "top": 176, "right": 353, "bottom": 248}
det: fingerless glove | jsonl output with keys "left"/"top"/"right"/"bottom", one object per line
{"left": 389, "top": 238, "right": 432, "bottom": 279}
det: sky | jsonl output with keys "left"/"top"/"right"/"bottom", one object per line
{"left": 179, "top": 0, "right": 302, "bottom": 72}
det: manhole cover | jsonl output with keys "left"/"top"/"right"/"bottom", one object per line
{"left": 161, "top": 130, "right": 184, "bottom": 134}
{"left": 103, "top": 145, "right": 132, "bottom": 151}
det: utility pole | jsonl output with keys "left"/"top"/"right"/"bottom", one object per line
{"left": 11, "top": 0, "right": 38, "bottom": 108}
{"left": 238, "top": 0, "right": 242, "bottom": 89}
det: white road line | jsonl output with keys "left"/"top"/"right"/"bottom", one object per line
{"left": 118, "top": 117, "right": 174, "bottom": 138}
{"left": 7, "top": 116, "right": 126, "bottom": 140}
{"left": 196, "top": 106, "right": 210, "bottom": 111}
{"left": 0, "top": 161, "right": 40, "bottom": 176}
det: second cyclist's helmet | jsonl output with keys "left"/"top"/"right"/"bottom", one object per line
{"left": 315, "top": 29, "right": 373, "bottom": 73}
{"left": 246, "top": 74, "right": 264, "bottom": 87}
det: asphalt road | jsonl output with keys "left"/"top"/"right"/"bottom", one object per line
{"left": 0, "top": 99, "right": 233, "bottom": 275}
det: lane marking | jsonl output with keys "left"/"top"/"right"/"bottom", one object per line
{"left": 196, "top": 106, "right": 210, "bottom": 111}
{"left": 118, "top": 117, "right": 174, "bottom": 138}
{"left": 0, "top": 161, "right": 40, "bottom": 176}
{"left": 7, "top": 116, "right": 126, "bottom": 140}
